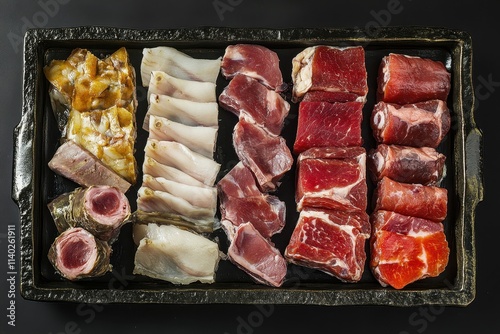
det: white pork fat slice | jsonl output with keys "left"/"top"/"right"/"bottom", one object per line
{"left": 148, "top": 71, "right": 216, "bottom": 103}
{"left": 143, "top": 156, "right": 210, "bottom": 188}
{"left": 133, "top": 223, "right": 220, "bottom": 284}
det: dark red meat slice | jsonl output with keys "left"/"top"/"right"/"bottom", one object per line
{"left": 367, "top": 144, "right": 446, "bottom": 186}
{"left": 296, "top": 147, "right": 367, "bottom": 212}
{"left": 233, "top": 118, "right": 293, "bottom": 192}
{"left": 219, "top": 74, "right": 290, "bottom": 136}
{"left": 373, "top": 177, "right": 448, "bottom": 222}
{"left": 285, "top": 207, "right": 370, "bottom": 282}
{"left": 293, "top": 101, "right": 363, "bottom": 154}
{"left": 377, "top": 53, "right": 451, "bottom": 104}
{"left": 221, "top": 44, "right": 283, "bottom": 91}
{"left": 370, "top": 100, "right": 451, "bottom": 148}
{"left": 370, "top": 210, "right": 449, "bottom": 289}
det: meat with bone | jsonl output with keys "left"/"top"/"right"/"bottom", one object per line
{"left": 141, "top": 46, "right": 221, "bottom": 85}
{"left": 373, "top": 177, "right": 448, "bottom": 222}
{"left": 47, "top": 186, "right": 131, "bottom": 243}
{"left": 285, "top": 207, "right": 370, "bottom": 283}
{"left": 233, "top": 118, "right": 293, "bottom": 192}
{"left": 368, "top": 144, "right": 446, "bottom": 186}
{"left": 292, "top": 45, "right": 368, "bottom": 103}
{"left": 148, "top": 71, "right": 217, "bottom": 103}
{"left": 293, "top": 101, "right": 363, "bottom": 154}
{"left": 370, "top": 99, "right": 451, "bottom": 148}
{"left": 377, "top": 53, "right": 451, "bottom": 104}
{"left": 133, "top": 223, "right": 220, "bottom": 284}
{"left": 223, "top": 221, "right": 287, "bottom": 287}
{"left": 370, "top": 210, "right": 449, "bottom": 289}
{"left": 48, "top": 227, "right": 112, "bottom": 281}
{"left": 296, "top": 146, "right": 367, "bottom": 212}
{"left": 218, "top": 74, "right": 290, "bottom": 136}
{"left": 217, "top": 162, "right": 285, "bottom": 238}
{"left": 48, "top": 140, "right": 132, "bottom": 193}
{"left": 221, "top": 44, "right": 284, "bottom": 91}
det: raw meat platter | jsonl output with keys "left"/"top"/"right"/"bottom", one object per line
{"left": 13, "top": 26, "right": 483, "bottom": 306}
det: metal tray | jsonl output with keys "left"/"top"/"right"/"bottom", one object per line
{"left": 12, "top": 26, "right": 483, "bottom": 306}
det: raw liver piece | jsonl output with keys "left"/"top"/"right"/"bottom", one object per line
{"left": 292, "top": 45, "right": 368, "bottom": 103}
{"left": 221, "top": 44, "right": 283, "bottom": 91}
{"left": 294, "top": 101, "right": 363, "bottom": 154}
{"left": 367, "top": 144, "right": 446, "bottom": 186}
{"left": 370, "top": 100, "right": 451, "bottom": 148}
{"left": 233, "top": 118, "right": 293, "bottom": 192}
{"left": 370, "top": 210, "right": 449, "bottom": 289}
{"left": 296, "top": 147, "right": 367, "bottom": 212}
{"left": 219, "top": 74, "right": 290, "bottom": 136}
{"left": 373, "top": 177, "right": 448, "bottom": 222}
{"left": 377, "top": 53, "right": 451, "bottom": 104}
{"left": 285, "top": 208, "right": 370, "bottom": 283}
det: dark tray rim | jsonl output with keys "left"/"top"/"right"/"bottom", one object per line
{"left": 12, "top": 26, "right": 483, "bottom": 306}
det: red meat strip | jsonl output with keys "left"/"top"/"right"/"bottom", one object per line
{"left": 285, "top": 207, "right": 370, "bottom": 283}
{"left": 371, "top": 100, "right": 451, "bottom": 148}
{"left": 292, "top": 45, "right": 368, "bottom": 103}
{"left": 370, "top": 210, "right": 449, "bottom": 289}
{"left": 233, "top": 118, "right": 293, "bottom": 192}
{"left": 223, "top": 221, "right": 287, "bottom": 287}
{"left": 373, "top": 177, "right": 448, "bottom": 222}
{"left": 367, "top": 144, "right": 446, "bottom": 186}
{"left": 294, "top": 101, "right": 363, "bottom": 154}
{"left": 377, "top": 53, "right": 451, "bottom": 104}
{"left": 218, "top": 74, "right": 290, "bottom": 136}
{"left": 217, "top": 162, "right": 286, "bottom": 238}
{"left": 296, "top": 146, "right": 367, "bottom": 212}
{"left": 221, "top": 44, "right": 283, "bottom": 91}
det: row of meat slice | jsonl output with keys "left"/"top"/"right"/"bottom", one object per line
{"left": 133, "top": 47, "right": 222, "bottom": 284}
{"left": 369, "top": 53, "right": 451, "bottom": 289}
{"left": 285, "top": 45, "right": 370, "bottom": 283}
{"left": 217, "top": 44, "right": 292, "bottom": 287}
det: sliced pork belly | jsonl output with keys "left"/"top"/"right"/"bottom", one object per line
{"left": 148, "top": 71, "right": 216, "bottom": 103}
{"left": 377, "top": 53, "right": 451, "bottom": 104}
{"left": 370, "top": 210, "right": 449, "bottom": 289}
{"left": 292, "top": 45, "right": 368, "bottom": 103}
{"left": 296, "top": 147, "right": 367, "bottom": 212}
{"left": 221, "top": 44, "right": 283, "bottom": 91}
{"left": 374, "top": 177, "right": 448, "bottom": 222}
{"left": 219, "top": 74, "right": 290, "bottom": 136}
{"left": 144, "top": 93, "right": 219, "bottom": 130}
{"left": 368, "top": 144, "right": 446, "bottom": 186}
{"left": 371, "top": 100, "right": 451, "bottom": 148}
{"left": 141, "top": 47, "right": 221, "bottom": 85}
{"left": 148, "top": 115, "right": 217, "bottom": 158}
{"left": 217, "top": 162, "right": 285, "bottom": 238}
{"left": 233, "top": 119, "right": 293, "bottom": 192}
{"left": 48, "top": 140, "right": 132, "bottom": 193}
{"left": 293, "top": 101, "right": 363, "bottom": 154}
{"left": 285, "top": 208, "right": 370, "bottom": 283}
{"left": 223, "top": 221, "right": 287, "bottom": 287}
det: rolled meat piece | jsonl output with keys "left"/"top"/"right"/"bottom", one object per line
{"left": 377, "top": 53, "right": 451, "bottom": 104}
{"left": 367, "top": 144, "right": 446, "bottom": 186}
{"left": 370, "top": 100, "right": 451, "bottom": 148}
{"left": 373, "top": 177, "right": 448, "bottom": 222}
{"left": 48, "top": 227, "right": 112, "bottom": 281}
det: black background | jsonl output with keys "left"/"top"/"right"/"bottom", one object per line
{"left": 1, "top": 0, "right": 498, "bottom": 333}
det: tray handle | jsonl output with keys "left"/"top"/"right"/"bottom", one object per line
{"left": 465, "top": 127, "right": 484, "bottom": 206}
{"left": 11, "top": 112, "right": 34, "bottom": 208}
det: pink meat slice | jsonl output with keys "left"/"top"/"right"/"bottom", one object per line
{"left": 217, "top": 162, "right": 286, "bottom": 238}
{"left": 223, "top": 222, "right": 287, "bottom": 287}
{"left": 221, "top": 44, "right": 283, "bottom": 91}
{"left": 219, "top": 74, "right": 290, "bottom": 136}
{"left": 293, "top": 101, "right": 363, "bottom": 154}
{"left": 370, "top": 100, "right": 451, "bottom": 148}
{"left": 296, "top": 146, "right": 367, "bottom": 212}
{"left": 377, "top": 53, "right": 451, "bottom": 104}
{"left": 370, "top": 210, "right": 449, "bottom": 289}
{"left": 285, "top": 207, "right": 370, "bottom": 283}
{"left": 233, "top": 118, "right": 293, "bottom": 192}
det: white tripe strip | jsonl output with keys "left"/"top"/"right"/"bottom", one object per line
{"left": 148, "top": 71, "right": 216, "bottom": 103}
